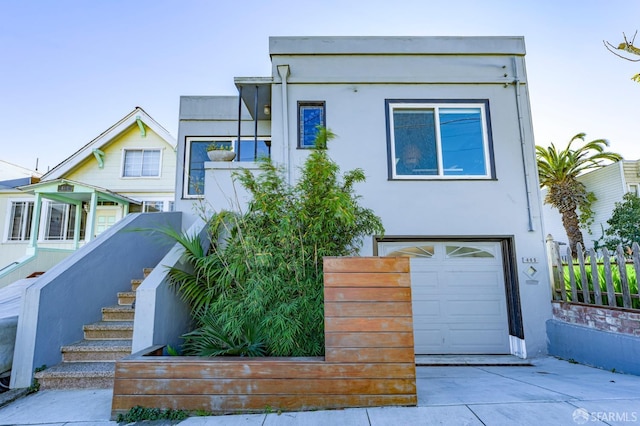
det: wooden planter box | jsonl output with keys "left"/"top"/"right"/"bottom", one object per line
{"left": 112, "top": 257, "right": 416, "bottom": 416}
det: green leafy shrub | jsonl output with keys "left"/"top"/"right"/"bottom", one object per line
{"left": 26, "top": 365, "right": 47, "bottom": 395}
{"left": 169, "top": 129, "right": 384, "bottom": 357}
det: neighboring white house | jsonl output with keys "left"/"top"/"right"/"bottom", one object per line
{"left": 0, "top": 107, "right": 176, "bottom": 287}
{"left": 0, "top": 163, "right": 41, "bottom": 279}
{"left": 175, "top": 36, "right": 552, "bottom": 358}
{"left": 542, "top": 160, "right": 638, "bottom": 249}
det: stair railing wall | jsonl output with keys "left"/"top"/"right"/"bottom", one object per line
{"left": 131, "top": 217, "right": 209, "bottom": 353}
{"left": 10, "top": 212, "right": 182, "bottom": 389}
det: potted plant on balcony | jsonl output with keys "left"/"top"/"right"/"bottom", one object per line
{"left": 206, "top": 143, "right": 236, "bottom": 162}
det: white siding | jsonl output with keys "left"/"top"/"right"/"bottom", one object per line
{"left": 66, "top": 126, "right": 176, "bottom": 196}
{"left": 579, "top": 162, "right": 625, "bottom": 247}
{"left": 622, "top": 161, "right": 640, "bottom": 187}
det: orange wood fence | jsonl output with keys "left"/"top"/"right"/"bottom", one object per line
{"left": 112, "top": 257, "right": 416, "bottom": 416}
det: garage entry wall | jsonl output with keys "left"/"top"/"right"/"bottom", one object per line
{"left": 377, "top": 237, "right": 524, "bottom": 356}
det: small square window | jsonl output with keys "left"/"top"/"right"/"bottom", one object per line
{"left": 298, "top": 102, "right": 325, "bottom": 148}
{"left": 123, "top": 149, "right": 161, "bottom": 177}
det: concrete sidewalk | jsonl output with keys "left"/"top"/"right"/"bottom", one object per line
{"left": 0, "top": 357, "right": 639, "bottom": 425}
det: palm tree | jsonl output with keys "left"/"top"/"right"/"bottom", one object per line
{"left": 536, "top": 133, "right": 622, "bottom": 256}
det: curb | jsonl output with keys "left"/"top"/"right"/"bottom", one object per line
{"left": 0, "top": 388, "right": 29, "bottom": 409}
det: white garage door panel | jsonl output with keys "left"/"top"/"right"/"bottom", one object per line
{"left": 447, "top": 299, "right": 507, "bottom": 321}
{"left": 413, "top": 327, "right": 445, "bottom": 354}
{"left": 414, "top": 306, "right": 441, "bottom": 320}
{"left": 378, "top": 241, "right": 510, "bottom": 354}
{"left": 441, "top": 270, "right": 503, "bottom": 291}
{"left": 449, "top": 326, "right": 510, "bottom": 351}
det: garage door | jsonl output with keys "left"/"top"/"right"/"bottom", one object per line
{"left": 378, "top": 241, "right": 510, "bottom": 354}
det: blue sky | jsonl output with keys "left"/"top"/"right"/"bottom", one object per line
{"left": 1, "top": 0, "right": 639, "bottom": 172}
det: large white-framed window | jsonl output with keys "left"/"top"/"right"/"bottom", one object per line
{"left": 6, "top": 200, "right": 34, "bottom": 241}
{"left": 43, "top": 201, "right": 78, "bottom": 241}
{"left": 386, "top": 100, "right": 494, "bottom": 180}
{"left": 184, "top": 136, "right": 271, "bottom": 197}
{"left": 122, "top": 149, "right": 162, "bottom": 178}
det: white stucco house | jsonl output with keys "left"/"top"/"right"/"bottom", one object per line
{"left": 174, "top": 36, "right": 552, "bottom": 358}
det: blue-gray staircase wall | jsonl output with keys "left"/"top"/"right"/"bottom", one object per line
{"left": 11, "top": 212, "right": 182, "bottom": 388}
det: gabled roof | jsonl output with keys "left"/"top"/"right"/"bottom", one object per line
{"left": 42, "top": 107, "right": 176, "bottom": 180}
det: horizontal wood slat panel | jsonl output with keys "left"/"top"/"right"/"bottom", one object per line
{"left": 325, "top": 317, "right": 413, "bottom": 332}
{"left": 115, "top": 361, "right": 416, "bottom": 380}
{"left": 113, "top": 257, "right": 416, "bottom": 416}
{"left": 324, "top": 272, "right": 410, "bottom": 287}
{"left": 324, "top": 257, "right": 409, "bottom": 273}
{"left": 325, "top": 302, "right": 413, "bottom": 317}
{"left": 112, "top": 394, "right": 418, "bottom": 414}
{"left": 325, "top": 332, "right": 414, "bottom": 348}
{"left": 325, "top": 348, "right": 415, "bottom": 363}
{"left": 325, "top": 287, "right": 411, "bottom": 302}
{"left": 115, "top": 378, "right": 416, "bottom": 396}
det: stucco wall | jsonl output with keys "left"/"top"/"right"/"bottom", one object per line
{"left": 269, "top": 37, "right": 550, "bottom": 356}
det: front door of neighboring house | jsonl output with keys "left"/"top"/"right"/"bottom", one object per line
{"left": 378, "top": 240, "right": 510, "bottom": 355}
{"left": 95, "top": 207, "right": 120, "bottom": 236}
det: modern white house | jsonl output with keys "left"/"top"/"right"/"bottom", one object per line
{"left": 0, "top": 107, "right": 176, "bottom": 288}
{"left": 542, "top": 160, "right": 640, "bottom": 249}
{"left": 10, "top": 36, "right": 555, "bottom": 391}
{"left": 175, "top": 36, "right": 552, "bottom": 359}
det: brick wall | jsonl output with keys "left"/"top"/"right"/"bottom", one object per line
{"left": 552, "top": 301, "right": 640, "bottom": 336}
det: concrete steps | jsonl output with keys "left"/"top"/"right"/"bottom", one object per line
{"left": 101, "top": 305, "right": 134, "bottom": 321}
{"left": 83, "top": 321, "right": 133, "bottom": 340}
{"left": 33, "top": 362, "right": 116, "bottom": 389}
{"left": 35, "top": 268, "right": 151, "bottom": 389}
{"left": 61, "top": 340, "right": 132, "bottom": 362}
{"left": 117, "top": 292, "right": 136, "bottom": 306}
